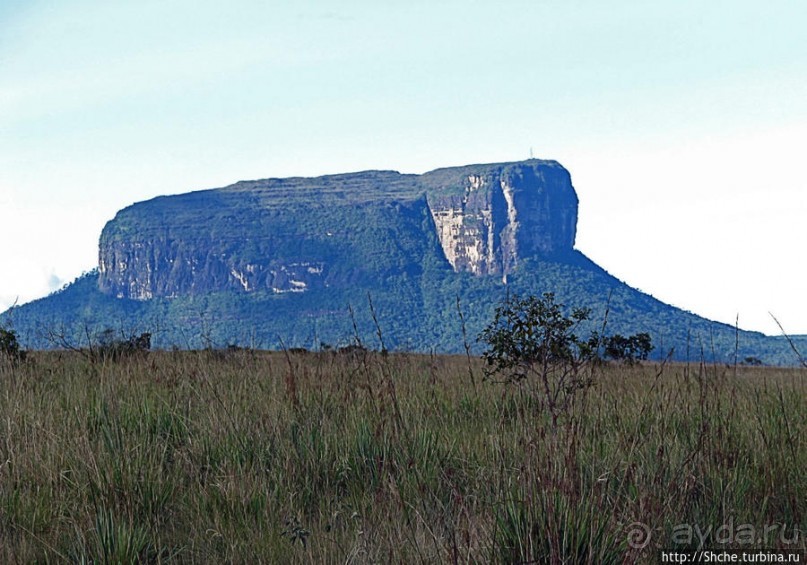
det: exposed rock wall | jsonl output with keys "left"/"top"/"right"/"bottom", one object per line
{"left": 423, "top": 161, "right": 578, "bottom": 279}
{"left": 97, "top": 160, "right": 579, "bottom": 299}
{"left": 426, "top": 174, "right": 505, "bottom": 276}
{"left": 98, "top": 235, "right": 328, "bottom": 299}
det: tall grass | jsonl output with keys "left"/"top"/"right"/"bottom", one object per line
{"left": 0, "top": 350, "right": 803, "bottom": 562}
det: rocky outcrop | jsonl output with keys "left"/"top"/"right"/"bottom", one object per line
{"left": 97, "top": 160, "right": 579, "bottom": 300}
{"left": 422, "top": 161, "right": 578, "bottom": 278}
{"left": 98, "top": 237, "right": 329, "bottom": 300}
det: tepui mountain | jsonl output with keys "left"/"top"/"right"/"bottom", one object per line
{"left": 3, "top": 159, "right": 804, "bottom": 364}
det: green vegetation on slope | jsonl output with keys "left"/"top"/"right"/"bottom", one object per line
{"left": 5, "top": 159, "right": 804, "bottom": 364}
{"left": 4, "top": 250, "right": 807, "bottom": 366}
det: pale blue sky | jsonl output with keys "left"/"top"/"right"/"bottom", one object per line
{"left": 2, "top": 1, "right": 806, "bottom": 334}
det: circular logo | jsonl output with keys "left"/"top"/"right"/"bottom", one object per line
{"left": 626, "top": 522, "right": 651, "bottom": 549}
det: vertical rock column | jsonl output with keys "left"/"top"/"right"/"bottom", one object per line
{"left": 426, "top": 161, "right": 578, "bottom": 278}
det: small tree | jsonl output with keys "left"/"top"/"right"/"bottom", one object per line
{"left": 480, "top": 293, "right": 595, "bottom": 426}
{"left": 0, "top": 326, "right": 26, "bottom": 363}
{"left": 480, "top": 293, "right": 654, "bottom": 425}
{"left": 95, "top": 328, "right": 152, "bottom": 361}
{"left": 602, "top": 332, "right": 653, "bottom": 365}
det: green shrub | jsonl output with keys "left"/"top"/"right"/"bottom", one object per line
{"left": 93, "top": 328, "right": 152, "bottom": 362}
{"left": 0, "top": 326, "right": 26, "bottom": 363}
{"left": 479, "top": 292, "right": 594, "bottom": 426}
{"left": 479, "top": 293, "right": 654, "bottom": 425}
{"left": 601, "top": 332, "right": 653, "bottom": 364}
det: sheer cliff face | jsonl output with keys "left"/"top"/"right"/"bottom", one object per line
{"left": 423, "top": 162, "right": 577, "bottom": 278}
{"left": 97, "top": 160, "right": 578, "bottom": 300}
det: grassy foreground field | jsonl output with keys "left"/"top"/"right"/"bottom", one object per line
{"left": 0, "top": 350, "right": 804, "bottom": 563}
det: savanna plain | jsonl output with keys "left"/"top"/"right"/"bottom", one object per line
{"left": 0, "top": 348, "right": 804, "bottom": 563}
